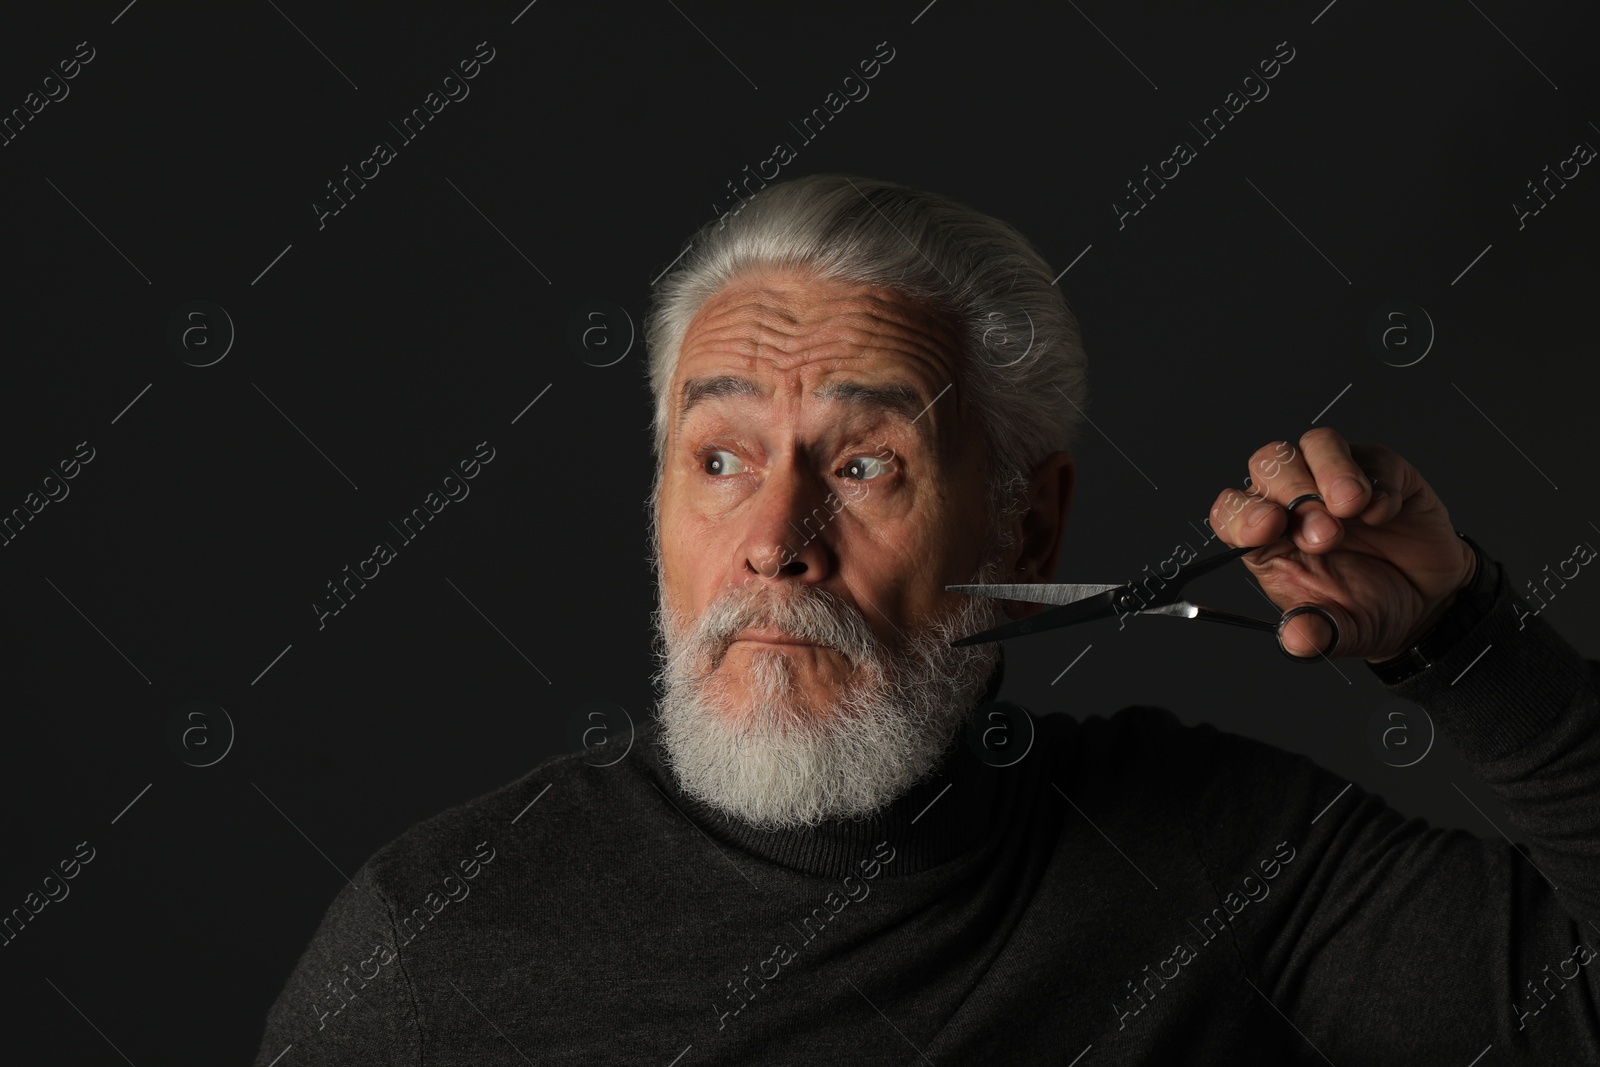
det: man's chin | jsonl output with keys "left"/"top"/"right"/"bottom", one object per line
{"left": 708, "top": 670, "right": 848, "bottom": 730}
{"left": 716, "top": 640, "right": 855, "bottom": 691}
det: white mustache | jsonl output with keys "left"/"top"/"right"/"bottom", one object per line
{"left": 691, "top": 585, "right": 881, "bottom": 666}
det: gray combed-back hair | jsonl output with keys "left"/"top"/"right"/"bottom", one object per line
{"left": 643, "top": 172, "right": 1090, "bottom": 543}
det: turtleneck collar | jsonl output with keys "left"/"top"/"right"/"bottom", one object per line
{"left": 635, "top": 654, "right": 1015, "bottom": 880}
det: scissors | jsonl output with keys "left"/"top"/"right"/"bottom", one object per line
{"left": 946, "top": 492, "right": 1340, "bottom": 661}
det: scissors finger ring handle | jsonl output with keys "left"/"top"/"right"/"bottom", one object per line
{"left": 1276, "top": 605, "right": 1340, "bottom": 661}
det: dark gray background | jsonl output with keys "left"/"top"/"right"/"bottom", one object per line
{"left": 1, "top": 0, "right": 1595, "bottom": 1060}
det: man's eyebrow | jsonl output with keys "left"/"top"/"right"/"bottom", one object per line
{"left": 811, "top": 380, "right": 927, "bottom": 425}
{"left": 678, "top": 375, "right": 763, "bottom": 426}
{"left": 677, "top": 374, "right": 935, "bottom": 439}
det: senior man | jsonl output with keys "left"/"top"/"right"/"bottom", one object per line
{"left": 254, "top": 174, "right": 1599, "bottom": 1065}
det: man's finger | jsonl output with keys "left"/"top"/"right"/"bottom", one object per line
{"left": 1209, "top": 485, "right": 1287, "bottom": 549}
{"left": 1210, "top": 437, "right": 1324, "bottom": 550}
{"left": 1347, "top": 442, "right": 1413, "bottom": 527}
{"left": 1298, "top": 427, "right": 1373, "bottom": 520}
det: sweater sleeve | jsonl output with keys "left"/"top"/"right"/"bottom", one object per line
{"left": 1179, "top": 545, "right": 1600, "bottom": 1064}
{"left": 251, "top": 859, "right": 424, "bottom": 1066}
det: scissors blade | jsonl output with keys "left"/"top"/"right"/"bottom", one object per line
{"left": 945, "top": 582, "right": 1124, "bottom": 608}
{"left": 948, "top": 588, "right": 1123, "bottom": 647}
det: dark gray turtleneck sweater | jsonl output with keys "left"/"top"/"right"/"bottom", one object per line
{"left": 252, "top": 545, "right": 1600, "bottom": 1064}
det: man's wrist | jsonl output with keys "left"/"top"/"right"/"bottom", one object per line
{"left": 1367, "top": 532, "right": 1496, "bottom": 684}
{"left": 1365, "top": 536, "right": 1478, "bottom": 663}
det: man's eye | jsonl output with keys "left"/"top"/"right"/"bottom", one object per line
{"left": 702, "top": 450, "right": 745, "bottom": 476}
{"left": 839, "top": 455, "right": 891, "bottom": 481}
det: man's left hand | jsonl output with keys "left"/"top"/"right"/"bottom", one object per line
{"left": 1206, "top": 427, "right": 1478, "bottom": 662}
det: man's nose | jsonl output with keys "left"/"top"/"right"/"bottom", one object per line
{"left": 740, "top": 460, "right": 838, "bottom": 583}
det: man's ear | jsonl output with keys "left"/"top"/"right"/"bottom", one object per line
{"left": 1005, "top": 451, "right": 1075, "bottom": 615}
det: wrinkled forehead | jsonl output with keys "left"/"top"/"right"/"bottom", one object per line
{"left": 678, "top": 271, "right": 961, "bottom": 363}
{"left": 668, "top": 270, "right": 968, "bottom": 436}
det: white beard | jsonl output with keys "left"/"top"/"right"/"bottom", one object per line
{"left": 649, "top": 557, "right": 1010, "bottom": 831}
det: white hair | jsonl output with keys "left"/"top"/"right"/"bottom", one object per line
{"left": 642, "top": 171, "right": 1091, "bottom": 536}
